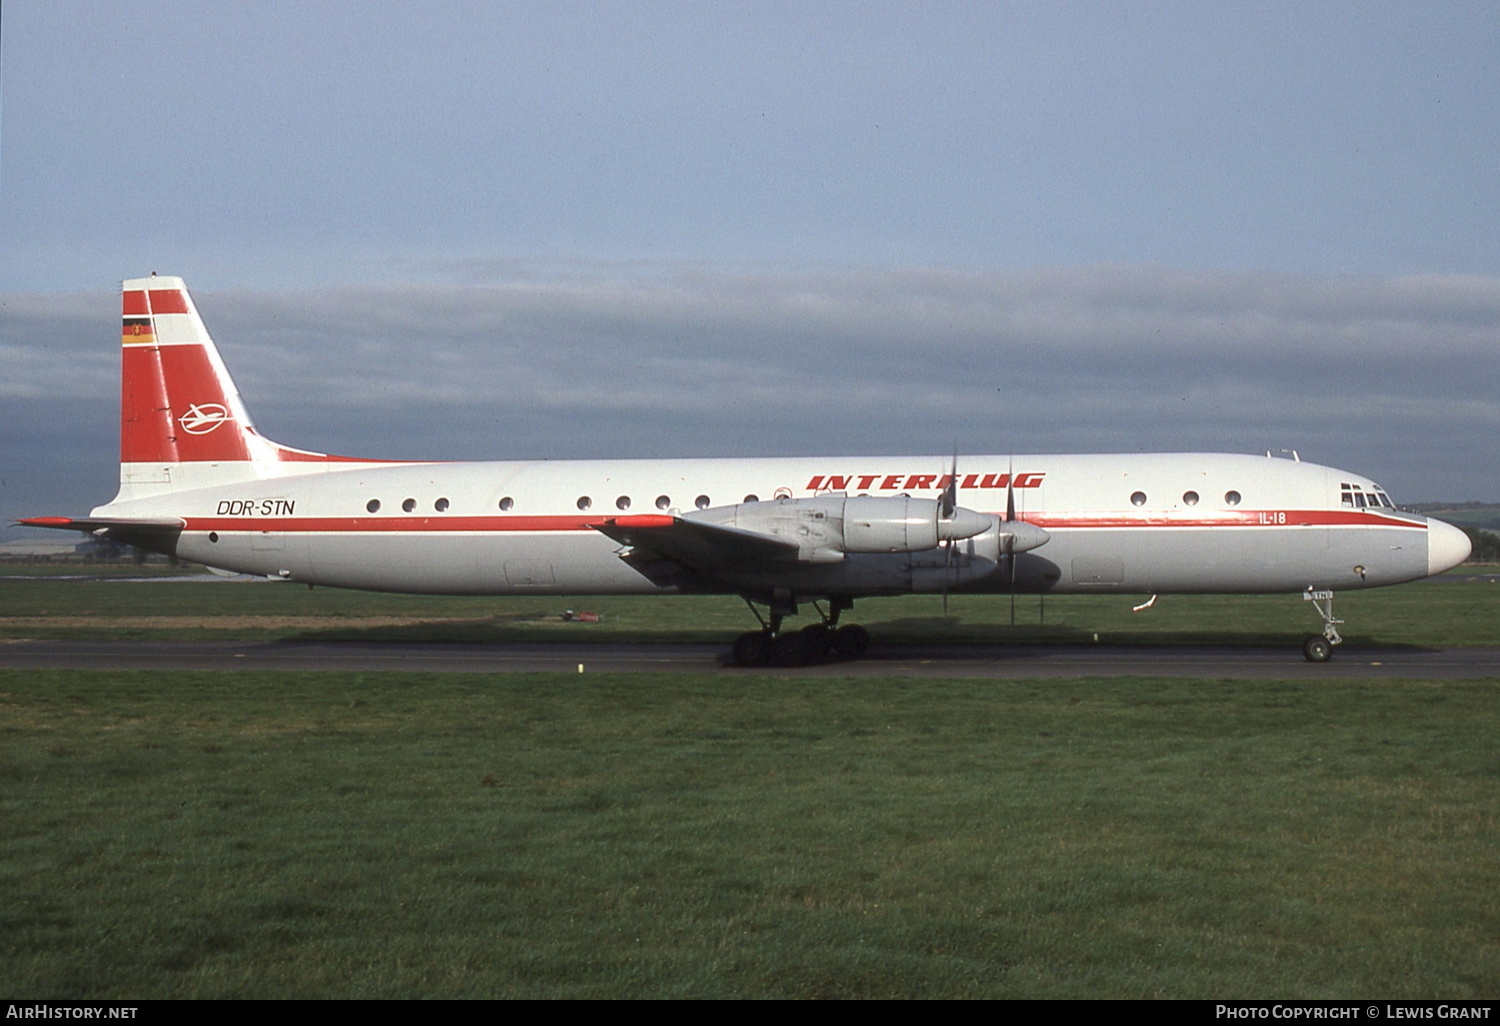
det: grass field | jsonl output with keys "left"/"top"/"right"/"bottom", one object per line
{"left": 2, "top": 669, "right": 1498, "bottom": 998}
{"left": 2, "top": 571, "right": 1498, "bottom": 998}
{"left": 1, "top": 565, "right": 1497, "bottom": 648}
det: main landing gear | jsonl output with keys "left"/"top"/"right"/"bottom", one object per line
{"left": 1301, "top": 589, "right": 1343, "bottom": 662}
{"left": 731, "top": 595, "right": 871, "bottom": 667}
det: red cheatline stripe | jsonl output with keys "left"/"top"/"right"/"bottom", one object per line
{"left": 178, "top": 510, "right": 1428, "bottom": 535}
{"left": 186, "top": 515, "right": 608, "bottom": 533}
{"left": 274, "top": 449, "right": 414, "bottom": 464}
{"left": 1024, "top": 510, "right": 1422, "bottom": 529}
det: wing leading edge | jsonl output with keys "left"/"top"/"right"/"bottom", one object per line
{"left": 592, "top": 513, "right": 800, "bottom": 569}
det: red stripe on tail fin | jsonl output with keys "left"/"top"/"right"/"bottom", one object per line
{"left": 119, "top": 277, "right": 255, "bottom": 464}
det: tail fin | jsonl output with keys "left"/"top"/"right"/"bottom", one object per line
{"left": 120, "top": 275, "right": 259, "bottom": 470}
{"left": 113, "top": 275, "right": 379, "bottom": 504}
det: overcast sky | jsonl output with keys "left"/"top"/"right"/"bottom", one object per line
{"left": 3, "top": 1, "right": 1498, "bottom": 524}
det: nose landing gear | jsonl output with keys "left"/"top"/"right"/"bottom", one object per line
{"left": 1301, "top": 589, "right": 1343, "bottom": 662}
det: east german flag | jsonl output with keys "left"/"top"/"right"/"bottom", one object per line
{"left": 122, "top": 317, "right": 156, "bottom": 345}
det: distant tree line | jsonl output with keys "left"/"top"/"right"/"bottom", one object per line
{"left": 1404, "top": 503, "right": 1500, "bottom": 532}
{"left": 1463, "top": 527, "right": 1500, "bottom": 562}
{"left": 1408, "top": 502, "right": 1500, "bottom": 511}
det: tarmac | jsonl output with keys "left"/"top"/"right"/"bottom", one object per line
{"left": 3, "top": 638, "right": 1498, "bottom": 678}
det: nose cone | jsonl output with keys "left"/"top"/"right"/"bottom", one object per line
{"left": 1427, "top": 518, "right": 1472, "bottom": 576}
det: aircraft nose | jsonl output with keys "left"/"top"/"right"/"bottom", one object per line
{"left": 1427, "top": 518, "right": 1472, "bottom": 576}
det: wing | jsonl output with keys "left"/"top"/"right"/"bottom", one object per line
{"left": 592, "top": 513, "right": 800, "bottom": 574}
{"left": 590, "top": 496, "right": 1009, "bottom": 592}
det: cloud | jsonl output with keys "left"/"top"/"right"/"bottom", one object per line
{"left": 0, "top": 291, "right": 117, "bottom": 399}
{"left": 3, "top": 263, "right": 1498, "bottom": 521}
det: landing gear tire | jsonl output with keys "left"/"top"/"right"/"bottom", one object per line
{"left": 799, "top": 623, "right": 835, "bottom": 658}
{"left": 832, "top": 624, "right": 871, "bottom": 658}
{"left": 770, "top": 630, "right": 819, "bottom": 667}
{"left": 1302, "top": 636, "right": 1333, "bottom": 663}
{"left": 732, "top": 631, "right": 771, "bottom": 667}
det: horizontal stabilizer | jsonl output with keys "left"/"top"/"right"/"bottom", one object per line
{"left": 15, "top": 516, "right": 186, "bottom": 546}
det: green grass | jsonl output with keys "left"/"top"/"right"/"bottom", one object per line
{"left": 3, "top": 669, "right": 1498, "bottom": 998}
{"left": 0, "top": 562, "right": 206, "bottom": 577}
{"left": 1, "top": 570, "right": 1497, "bottom": 648}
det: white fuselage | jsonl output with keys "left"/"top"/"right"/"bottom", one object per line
{"left": 96, "top": 451, "right": 1460, "bottom": 598}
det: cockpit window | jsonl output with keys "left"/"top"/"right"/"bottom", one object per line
{"left": 1342, "top": 482, "right": 1393, "bottom": 509}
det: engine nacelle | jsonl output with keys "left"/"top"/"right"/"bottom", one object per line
{"left": 685, "top": 494, "right": 994, "bottom": 562}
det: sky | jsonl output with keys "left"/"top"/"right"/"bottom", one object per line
{"left": 2, "top": 0, "right": 1498, "bottom": 526}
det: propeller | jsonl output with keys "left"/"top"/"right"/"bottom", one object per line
{"left": 940, "top": 451, "right": 958, "bottom": 614}
{"left": 937, "top": 452, "right": 1049, "bottom": 621}
{"left": 1004, "top": 456, "right": 1017, "bottom": 624}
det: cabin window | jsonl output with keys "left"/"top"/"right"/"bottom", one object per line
{"left": 499, "top": 496, "right": 514, "bottom": 511}
{"left": 402, "top": 498, "right": 416, "bottom": 513}
{"left": 695, "top": 495, "right": 711, "bottom": 509}
{"left": 1130, "top": 491, "right": 1147, "bottom": 507}
{"left": 616, "top": 495, "right": 631, "bottom": 511}
{"left": 366, "top": 499, "right": 381, "bottom": 513}
{"left": 435, "top": 497, "right": 450, "bottom": 512}
{"left": 1183, "top": 491, "right": 1199, "bottom": 506}
{"left": 1224, "top": 490, "right": 1241, "bottom": 506}
{"left": 209, "top": 532, "right": 219, "bottom": 543}
{"left": 655, "top": 495, "right": 671, "bottom": 510}
{"left": 577, "top": 496, "right": 593, "bottom": 511}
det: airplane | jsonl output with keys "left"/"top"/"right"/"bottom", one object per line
{"left": 18, "top": 275, "right": 1473, "bottom": 665}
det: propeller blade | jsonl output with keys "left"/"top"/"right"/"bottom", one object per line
{"left": 1006, "top": 456, "right": 1016, "bottom": 623}
{"left": 940, "top": 450, "right": 957, "bottom": 616}
{"left": 1007, "top": 533, "right": 1017, "bottom": 625}
{"left": 939, "top": 450, "right": 958, "bottom": 520}
{"left": 1005, "top": 455, "right": 1015, "bottom": 523}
